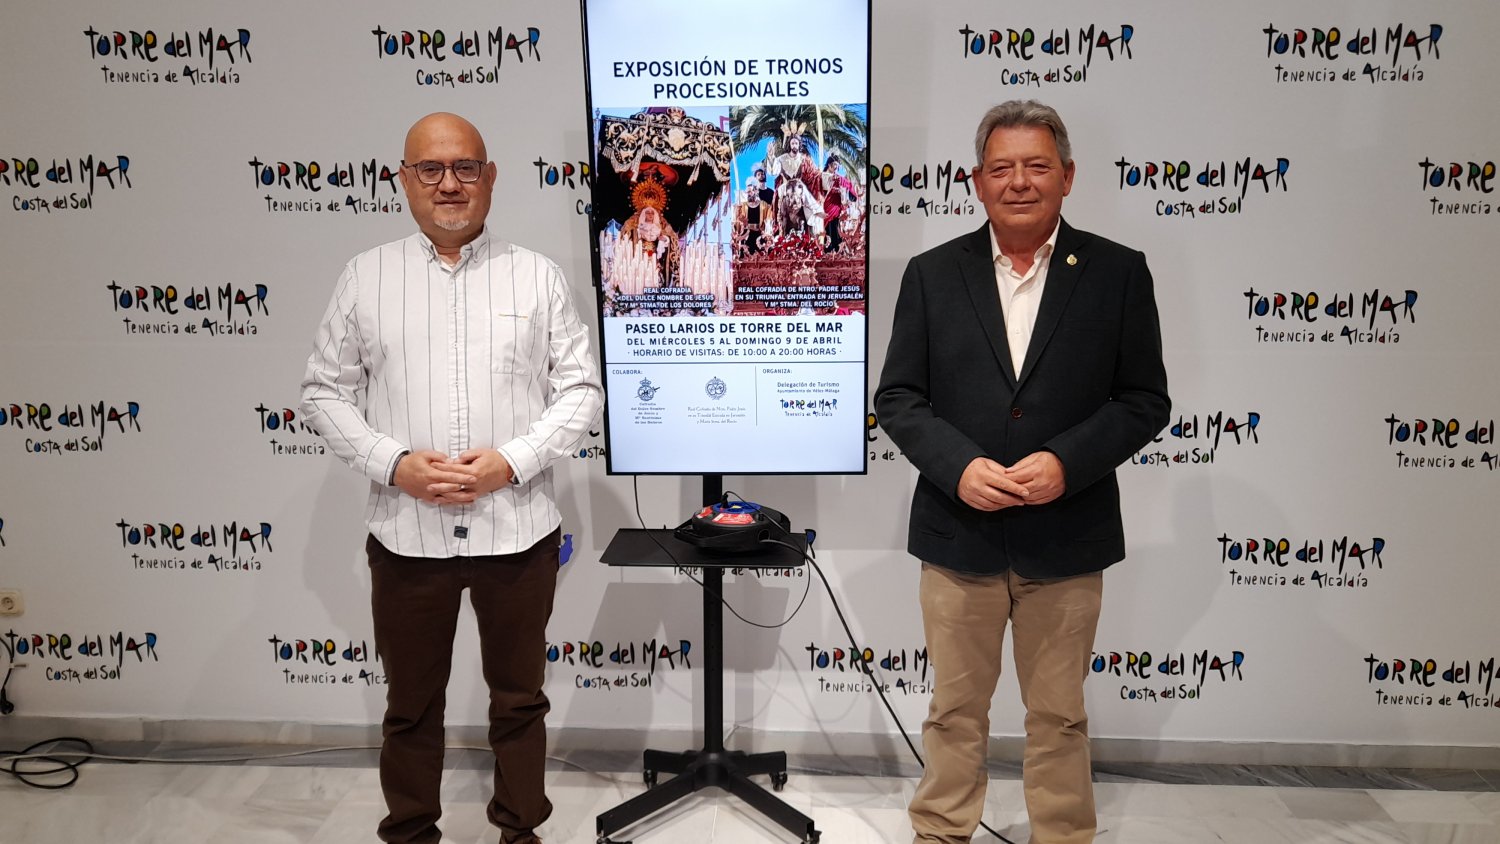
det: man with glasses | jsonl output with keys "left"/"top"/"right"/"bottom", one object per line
{"left": 300, "top": 112, "right": 602, "bottom": 844}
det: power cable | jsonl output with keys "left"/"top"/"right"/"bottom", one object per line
{"left": 760, "top": 536, "right": 1018, "bottom": 844}
{"left": 4, "top": 486, "right": 1024, "bottom": 841}
{"left": 627, "top": 478, "right": 1017, "bottom": 843}
{"left": 0, "top": 737, "right": 93, "bottom": 789}
{"left": 629, "top": 475, "right": 812, "bottom": 630}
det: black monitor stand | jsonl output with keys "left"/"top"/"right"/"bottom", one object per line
{"left": 595, "top": 474, "right": 820, "bottom": 843}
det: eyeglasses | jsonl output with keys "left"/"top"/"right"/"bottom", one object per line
{"left": 402, "top": 159, "right": 485, "bottom": 185}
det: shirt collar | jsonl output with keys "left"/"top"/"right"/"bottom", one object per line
{"left": 416, "top": 225, "right": 492, "bottom": 264}
{"left": 989, "top": 219, "right": 1061, "bottom": 268}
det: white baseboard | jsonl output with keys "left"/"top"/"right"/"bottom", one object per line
{"left": 3, "top": 715, "right": 1496, "bottom": 770}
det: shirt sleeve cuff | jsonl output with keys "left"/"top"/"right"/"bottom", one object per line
{"left": 366, "top": 438, "right": 408, "bottom": 486}
{"left": 496, "top": 443, "right": 534, "bottom": 487}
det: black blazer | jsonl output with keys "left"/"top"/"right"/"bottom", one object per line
{"left": 875, "top": 220, "right": 1170, "bottom": 578}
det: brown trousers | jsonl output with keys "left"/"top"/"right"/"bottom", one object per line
{"left": 910, "top": 563, "right": 1103, "bottom": 844}
{"left": 366, "top": 529, "right": 560, "bottom": 844}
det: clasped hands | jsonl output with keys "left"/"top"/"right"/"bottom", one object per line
{"left": 957, "top": 452, "right": 1065, "bottom": 512}
{"left": 394, "top": 449, "right": 512, "bottom": 505}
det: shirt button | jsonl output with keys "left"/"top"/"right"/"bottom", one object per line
{"left": 1011, "top": 407, "right": 1023, "bottom": 419}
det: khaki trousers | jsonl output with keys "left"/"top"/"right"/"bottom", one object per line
{"left": 910, "top": 563, "right": 1103, "bottom": 844}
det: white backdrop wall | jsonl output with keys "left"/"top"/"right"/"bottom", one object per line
{"left": 1, "top": 1, "right": 1496, "bottom": 756}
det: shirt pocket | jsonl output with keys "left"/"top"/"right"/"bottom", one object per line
{"left": 491, "top": 312, "right": 538, "bottom": 375}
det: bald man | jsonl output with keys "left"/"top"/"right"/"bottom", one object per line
{"left": 301, "top": 113, "right": 603, "bottom": 844}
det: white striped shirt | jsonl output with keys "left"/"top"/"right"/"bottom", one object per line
{"left": 300, "top": 227, "right": 603, "bottom": 558}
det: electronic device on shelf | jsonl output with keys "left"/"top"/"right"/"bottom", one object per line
{"left": 673, "top": 497, "right": 793, "bottom": 554}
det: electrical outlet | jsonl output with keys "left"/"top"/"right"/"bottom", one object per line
{"left": 0, "top": 589, "right": 22, "bottom": 616}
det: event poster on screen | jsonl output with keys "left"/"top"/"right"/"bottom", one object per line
{"left": 581, "top": 0, "right": 870, "bottom": 475}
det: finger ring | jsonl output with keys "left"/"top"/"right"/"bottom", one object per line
{"left": 458, "top": 485, "right": 467, "bottom": 491}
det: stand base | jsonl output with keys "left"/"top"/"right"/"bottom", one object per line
{"left": 596, "top": 747, "right": 820, "bottom": 843}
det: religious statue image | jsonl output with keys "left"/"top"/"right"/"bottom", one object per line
{"left": 619, "top": 180, "right": 681, "bottom": 286}
{"left": 770, "top": 131, "right": 824, "bottom": 239}
{"left": 594, "top": 107, "right": 734, "bottom": 316}
{"left": 733, "top": 172, "right": 775, "bottom": 256}
{"left": 821, "top": 157, "right": 859, "bottom": 254}
{"left": 727, "top": 105, "right": 870, "bottom": 317}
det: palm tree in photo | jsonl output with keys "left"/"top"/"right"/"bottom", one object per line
{"left": 731, "top": 104, "right": 868, "bottom": 177}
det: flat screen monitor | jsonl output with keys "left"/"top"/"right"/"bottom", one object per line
{"left": 580, "top": 0, "right": 871, "bottom": 475}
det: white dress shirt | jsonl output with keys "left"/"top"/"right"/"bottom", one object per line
{"left": 300, "top": 227, "right": 603, "bottom": 558}
{"left": 989, "top": 221, "right": 1060, "bottom": 378}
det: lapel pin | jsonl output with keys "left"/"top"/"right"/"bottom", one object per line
{"left": 1066, "top": 254, "right": 1077, "bottom": 266}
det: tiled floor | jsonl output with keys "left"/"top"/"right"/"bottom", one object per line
{"left": 1, "top": 743, "right": 1497, "bottom": 843}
